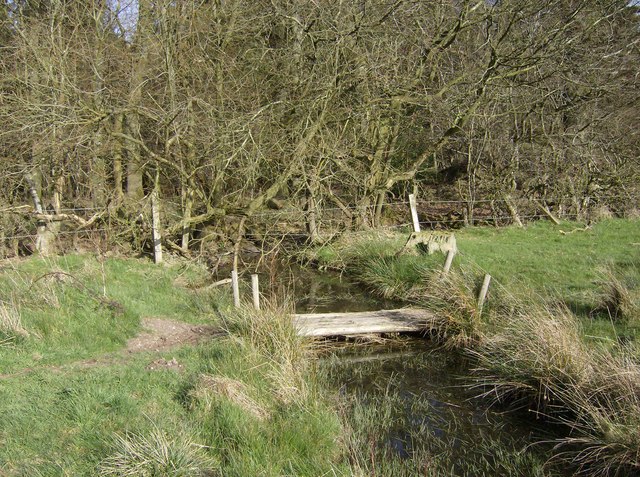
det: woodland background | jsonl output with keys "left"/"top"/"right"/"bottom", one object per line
{"left": 0, "top": 0, "right": 638, "bottom": 258}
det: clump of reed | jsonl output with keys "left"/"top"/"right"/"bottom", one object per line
{"left": 221, "top": 300, "right": 312, "bottom": 404}
{"left": 470, "top": 297, "right": 640, "bottom": 475}
{"left": 188, "top": 374, "right": 269, "bottom": 421}
{"left": 356, "top": 256, "right": 425, "bottom": 299}
{"left": 592, "top": 266, "right": 639, "bottom": 324}
{"left": 0, "top": 300, "right": 29, "bottom": 345}
{"left": 99, "top": 428, "right": 218, "bottom": 477}
{"left": 407, "top": 267, "right": 487, "bottom": 349}
{"left": 338, "top": 383, "right": 550, "bottom": 476}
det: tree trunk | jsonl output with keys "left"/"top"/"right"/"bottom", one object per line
{"left": 181, "top": 185, "right": 194, "bottom": 251}
{"left": 125, "top": 0, "right": 151, "bottom": 201}
{"left": 306, "top": 192, "right": 319, "bottom": 243}
{"left": 374, "top": 191, "right": 385, "bottom": 228}
{"left": 112, "top": 113, "right": 125, "bottom": 204}
{"left": 125, "top": 113, "right": 144, "bottom": 200}
{"left": 503, "top": 195, "right": 523, "bottom": 227}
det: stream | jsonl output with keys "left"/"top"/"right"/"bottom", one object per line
{"left": 288, "top": 266, "right": 560, "bottom": 475}
{"left": 221, "top": 263, "right": 560, "bottom": 474}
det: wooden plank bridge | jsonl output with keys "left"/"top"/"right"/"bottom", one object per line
{"left": 292, "top": 308, "right": 434, "bottom": 337}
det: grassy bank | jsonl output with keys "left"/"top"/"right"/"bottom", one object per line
{"left": 0, "top": 255, "right": 347, "bottom": 476}
{"left": 0, "top": 252, "right": 566, "bottom": 476}
{"left": 308, "top": 218, "right": 640, "bottom": 475}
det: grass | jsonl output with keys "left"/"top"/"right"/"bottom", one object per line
{"left": 0, "top": 254, "right": 221, "bottom": 373}
{"left": 310, "top": 219, "right": 640, "bottom": 331}
{"left": 0, "top": 254, "right": 347, "bottom": 476}
{"left": 2, "top": 218, "right": 638, "bottom": 475}
{"left": 0, "top": 250, "right": 567, "bottom": 476}
{"left": 454, "top": 219, "right": 640, "bottom": 314}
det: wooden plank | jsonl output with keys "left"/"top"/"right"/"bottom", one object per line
{"left": 293, "top": 308, "right": 434, "bottom": 337}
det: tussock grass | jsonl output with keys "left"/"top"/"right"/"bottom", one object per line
{"left": 188, "top": 374, "right": 269, "bottom": 420}
{"left": 410, "top": 268, "right": 486, "bottom": 349}
{"left": 356, "top": 256, "right": 426, "bottom": 298}
{"left": 0, "top": 300, "right": 28, "bottom": 344}
{"left": 593, "top": 265, "right": 639, "bottom": 324}
{"left": 469, "top": 299, "right": 640, "bottom": 475}
{"left": 222, "top": 300, "right": 311, "bottom": 405}
{"left": 99, "top": 428, "right": 218, "bottom": 477}
{"left": 470, "top": 303, "right": 594, "bottom": 409}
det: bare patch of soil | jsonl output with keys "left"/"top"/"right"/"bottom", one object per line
{"left": 126, "top": 317, "right": 224, "bottom": 353}
{"left": 145, "top": 357, "right": 184, "bottom": 371}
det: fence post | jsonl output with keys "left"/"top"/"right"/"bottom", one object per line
{"left": 151, "top": 189, "right": 163, "bottom": 264}
{"left": 251, "top": 274, "right": 260, "bottom": 310}
{"left": 409, "top": 194, "right": 420, "bottom": 233}
{"left": 443, "top": 249, "right": 456, "bottom": 273}
{"left": 477, "top": 274, "right": 491, "bottom": 315}
{"left": 231, "top": 270, "right": 240, "bottom": 307}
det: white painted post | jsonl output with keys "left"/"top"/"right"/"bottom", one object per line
{"left": 251, "top": 274, "right": 260, "bottom": 310}
{"left": 231, "top": 270, "right": 240, "bottom": 307}
{"left": 151, "top": 189, "right": 163, "bottom": 264}
{"left": 477, "top": 274, "right": 491, "bottom": 315}
{"left": 409, "top": 194, "right": 420, "bottom": 233}
{"left": 443, "top": 249, "right": 455, "bottom": 273}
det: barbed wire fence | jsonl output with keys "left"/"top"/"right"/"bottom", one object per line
{"left": 0, "top": 193, "right": 638, "bottom": 259}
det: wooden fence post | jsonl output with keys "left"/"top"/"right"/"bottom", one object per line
{"left": 443, "top": 249, "right": 455, "bottom": 273}
{"left": 477, "top": 274, "right": 491, "bottom": 315}
{"left": 251, "top": 274, "right": 260, "bottom": 310}
{"left": 409, "top": 193, "right": 420, "bottom": 232}
{"left": 231, "top": 270, "right": 240, "bottom": 307}
{"left": 151, "top": 189, "right": 163, "bottom": 264}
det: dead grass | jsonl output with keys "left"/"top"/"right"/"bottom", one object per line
{"left": 99, "top": 428, "right": 218, "bottom": 477}
{"left": 0, "top": 300, "right": 28, "bottom": 344}
{"left": 189, "top": 374, "right": 269, "bottom": 420}
{"left": 593, "top": 266, "right": 639, "bottom": 324}
{"left": 221, "top": 300, "right": 312, "bottom": 405}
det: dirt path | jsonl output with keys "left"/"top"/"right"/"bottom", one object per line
{"left": 0, "top": 317, "right": 225, "bottom": 379}
{"left": 126, "top": 317, "right": 224, "bottom": 353}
